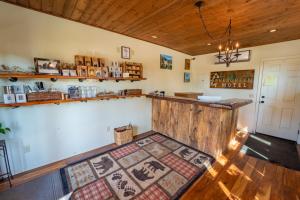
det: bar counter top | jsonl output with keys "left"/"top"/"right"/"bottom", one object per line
{"left": 146, "top": 94, "right": 252, "bottom": 110}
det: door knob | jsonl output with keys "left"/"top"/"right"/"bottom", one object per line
{"left": 260, "top": 101, "right": 264, "bottom": 103}
{"left": 261, "top": 96, "right": 265, "bottom": 98}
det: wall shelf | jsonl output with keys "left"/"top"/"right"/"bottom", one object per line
{"left": 0, "top": 73, "right": 147, "bottom": 82}
{"left": 0, "top": 94, "right": 145, "bottom": 108}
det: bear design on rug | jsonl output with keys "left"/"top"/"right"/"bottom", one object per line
{"left": 132, "top": 167, "right": 154, "bottom": 181}
{"left": 123, "top": 186, "right": 136, "bottom": 197}
{"left": 145, "top": 161, "right": 165, "bottom": 173}
{"left": 194, "top": 155, "right": 209, "bottom": 165}
{"left": 111, "top": 172, "right": 136, "bottom": 197}
{"left": 179, "top": 148, "right": 193, "bottom": 158}
{"left": 112, "top": 173, "right": 128, "bottom": 189}
{"left": 92, "top": 156, "right": 114, "bottom": 174}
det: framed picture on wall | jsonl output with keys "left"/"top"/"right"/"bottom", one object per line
{"left": 184, "top": 72, "right": 190, "bottom": 82}
{"left": 34, "top": 58, "right": 60, "bottom": 74}
{"left": 160, "top": 54, "right": 172, "bottom": 70}
{"left": 121, "top": 46, "right": 130, "bottom": 59}
{"left": 185, "top": 59, "right": 191, "bottom": 70}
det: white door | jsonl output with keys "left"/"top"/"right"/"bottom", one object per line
{"left": 256, "top": 58, "right": 300, "bottom": 141}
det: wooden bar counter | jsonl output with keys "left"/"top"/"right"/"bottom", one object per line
{"left": 146, "top": 94, "right": 252, "bottom": 158}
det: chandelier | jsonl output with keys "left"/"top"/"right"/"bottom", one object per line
{"left": 194, "top": 0, "right": 240, "bottom": 67}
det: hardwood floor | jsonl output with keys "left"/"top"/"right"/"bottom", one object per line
{"left": 0, "top": 130, "right": 299, "bottom": 199}
{"left": 181, "top": 132, "right": 300, "bottom": 200}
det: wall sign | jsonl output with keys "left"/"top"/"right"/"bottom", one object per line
{"left": 210, "top": 69, "right": 255, "bottom": 89}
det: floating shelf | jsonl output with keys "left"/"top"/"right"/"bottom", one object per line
{"left": 0, "top": 94, "right": 145, "bottom": 108}
{"left": 0, "top": 73, "right": 147, "bottom": 82}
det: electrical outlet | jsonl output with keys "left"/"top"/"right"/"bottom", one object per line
{"left": 24, "top": 145, "right": 30, "bottom": 153}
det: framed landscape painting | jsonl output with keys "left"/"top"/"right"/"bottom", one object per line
{"left": 160, "top": 54, "right": 172, "bottom": 70}
{"left": 184, "top": 72, "right": 191, "bottom": 82}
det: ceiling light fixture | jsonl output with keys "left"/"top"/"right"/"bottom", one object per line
{"left": 195, "top": 0, "right": 240, "bottom": 67}
{"left": 151, "top": 35, "right": 158, "bottom": 39}
{"left": 269, "top": 29, "right": 277, "bottom": 33}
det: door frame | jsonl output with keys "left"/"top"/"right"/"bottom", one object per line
{"left": 254, "top": 55, "right": 300, "bottom": 142}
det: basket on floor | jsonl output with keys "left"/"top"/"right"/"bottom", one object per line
{"left": 114, "top": 124, "right": 133, "bottom": 145}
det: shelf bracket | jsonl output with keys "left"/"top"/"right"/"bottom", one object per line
{"left": 9, "top": 77, "right": 18, "bottom": 82}
{"left": 78, "top": 78, "right": 86, "bottom": 82}
{"left": 50, "top": 78, "right": 58, "bottom": 82}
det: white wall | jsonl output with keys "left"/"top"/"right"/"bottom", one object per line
{"left": 192, "top": 40, "right": 300, "bottom": 133}
{"left": 0, "top": 2, "right": 197, "bottom": 174}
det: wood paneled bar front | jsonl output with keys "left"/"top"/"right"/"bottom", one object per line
{"left": 146, "top": 95, "right": 252, "bottom": 158}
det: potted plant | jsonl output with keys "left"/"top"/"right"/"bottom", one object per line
{"left": 0, "top": 123, "right": 10, "bottom": 135}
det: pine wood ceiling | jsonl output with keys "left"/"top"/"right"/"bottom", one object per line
{"left": 2, "top": 0, "right": 300, "bottom": 55}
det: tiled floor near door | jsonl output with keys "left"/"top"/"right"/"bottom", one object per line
{"left": 242, "top": 132, "right": 300, "bottom": 171}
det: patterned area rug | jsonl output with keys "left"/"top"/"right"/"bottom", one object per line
{"left": 61, "top": 133, "right": 214, "bottom": 200}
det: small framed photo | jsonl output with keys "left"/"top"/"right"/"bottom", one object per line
{"left": 62, "top": 69, "right": 70, "bottom": 76}
{"left": 75, "top": 55, "right": 85, "bottom": 66}
{"left": 69, "top": 70, "right": 77, "bottom": 76}
{"left": 99, "top": 59, "right": 105, "bottom": 67}
{"left": 95, "top": 68, "right": 102, "bottom": 78}
{"left": 77, "top": 66, "right": 88, "bottom": 77}
{"left": 16, "top": 94, "right": 27, "bottom": 103}
{"left": 3, "top": 94, "right": 16, "bottom": 104}
{"left": 185, "top": 59, "right": 191, "bottom": 70}
{"left": 121, "top": 46, "right": 130, "bottom": 59}
{"left": 91, "top": 57, "right": 99, "bottom": 67}
{"left": 34, "top": 58, "right": 60, "bottom": 74}
{"left": 184, "top": 72, "right": 191, "bottom": 82}
{"left": 88, "top": 66, "right": 96, "bottom": 77}
{"left": 84, "top": 56, "right": 92, "bottom": 66}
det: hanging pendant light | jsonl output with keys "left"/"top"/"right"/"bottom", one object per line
{"left": 195, "top": 0, "right": 240, "bottom": 67}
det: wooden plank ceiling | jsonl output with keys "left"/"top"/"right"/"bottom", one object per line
{"left": 2, "top": 0, "right": 300, "bottom": 55}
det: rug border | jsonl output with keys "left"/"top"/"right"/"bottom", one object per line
{"left": 60, "top": 131, "right": 215, "bottom": 199}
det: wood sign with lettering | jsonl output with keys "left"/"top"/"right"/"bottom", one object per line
{"left": 210, "top": 69, "right": 255, "bottom": 89}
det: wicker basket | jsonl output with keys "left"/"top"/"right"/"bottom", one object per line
{"left": 27, "top": 92, "right": 63, "bottom": 102}
{"left": 114, "top": 125, "right": 133, "bottom": 145}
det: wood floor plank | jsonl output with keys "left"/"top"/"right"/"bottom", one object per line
{"left": 230, "top": 156, "right": 257, "bottom": 197}
{"left": 240, "top": 158, "right": 266, "bottom": 200}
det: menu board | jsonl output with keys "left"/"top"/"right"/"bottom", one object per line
{"left": 210, "top": 70, "right": 254, "bottom": 89}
